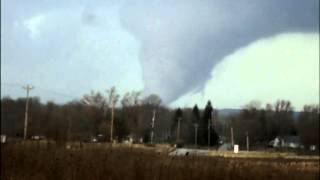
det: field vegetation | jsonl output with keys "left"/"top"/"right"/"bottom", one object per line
{"left": 1, "top": 143, "right": 319, "bottom": 180}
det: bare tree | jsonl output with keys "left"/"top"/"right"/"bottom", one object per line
{"left": 274, "top": 100, "right": 295, "bottom": 136}
{"left": 142, "top": 94, "right": 162, "bottom": 107}
{"left": 82, "top": 90, "right": 107, "bottom": 109}
{"left": 121, "top": 91, "right": 141, "bottom": 107}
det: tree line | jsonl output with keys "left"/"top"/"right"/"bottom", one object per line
{"left": 1, "top": 87, "right": 319, "bottom": 150}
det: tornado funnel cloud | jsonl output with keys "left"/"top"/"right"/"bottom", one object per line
{"left": 119, "top": 0, "right": 319, "bottom": 103}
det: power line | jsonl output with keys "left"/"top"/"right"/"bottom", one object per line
{"left": 1, "top": 82, "right": 78, "bottom": 100}
{"left": 1, "top": 82, "right": 24, "bottom": 88}
{"left": 36, "top": 87, "right": 77, "bottom": 99}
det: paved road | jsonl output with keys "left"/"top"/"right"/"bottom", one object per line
{"left": 168, "top": 148, "right": 210, "bottom": 156}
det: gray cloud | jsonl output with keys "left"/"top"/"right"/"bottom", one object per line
{"left": 1, "top": 0, "right": 142, "bottom": 102}
{"left": 119, "top": 0, "right": 319, "bottom": 103}
{"left": 82, "top": 11, "right": 96, "bottom": 26}
{"left": 2, "top": 0, "right": 318, "bottom": 104}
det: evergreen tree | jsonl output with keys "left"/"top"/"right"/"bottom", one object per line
{"left": 192, "top": 104, "right": 200, "bottom": 145}
{"left": 200, "top": 101, "right": 219, "bottom": 146}
{"left": 192, "top": 104, "right": 200, "bottom": 124}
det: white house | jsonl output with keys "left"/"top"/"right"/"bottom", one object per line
{"left": 1, "top": 135, "right": 6, "bottom": 143}
{"left": 269, "top": 136, "right": 302, "bottom": 148}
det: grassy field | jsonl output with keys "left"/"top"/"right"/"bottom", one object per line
{"left": 1, "top": 142, "right": 319, "bottom": 180}
{"left": 208, "top": 150, "right": 320, "bottom": 159}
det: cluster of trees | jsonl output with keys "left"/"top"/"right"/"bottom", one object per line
{"left": 170, "top": 101, "right": 219, "bottom": 146}
{"left": 296, "top": 105, "right": 319, "bottom": 148}
{"left": 1, "top": 87, "right": 171, "bottom": 143}
{"left": 1, "top": 87, "right": 319, "bottom": 149}
{"left": 224, "top": 100, "right": 319, "bottom": 149}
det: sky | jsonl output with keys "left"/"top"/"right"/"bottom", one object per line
{"left": 1, "top": 0, "right": 319, "bottom": 110}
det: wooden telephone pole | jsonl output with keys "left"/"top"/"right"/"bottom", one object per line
{"left": 194, "top": 123, "right": 198, "bottom": 147}
{"left": 150, "top": 110, "right": 156, "bottom": 144}
{"left": 208, "top": 118, "right": 211, "bottom": 148}
{"left": 110, "top": 98, "right": 115, "bottom": 143}
{"left": 231, "top": 127, "right": 234, "bottom": 146}
{"left": 246, "top": 131, "right": 250, "bottom": 151}
{"left": 208, "top": 111, "right": 214, "bottom": 148}
{"left": 107, "top": 87, "right": 118, "bottom": 143}
{"left": 23, "top": 84, "right": 34, "bottom": 140}
{"left": 177, "top": 117, "right": 181, "bottom": 143}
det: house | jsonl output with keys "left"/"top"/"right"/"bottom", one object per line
{"left": 1, "top": 135, "right": 6, "bottom": 143}
{"left": 269, "top": 136, "right": 302, "bottom": 148}
{"left": 31, "top": 135, "right": 46, "bottom": 141}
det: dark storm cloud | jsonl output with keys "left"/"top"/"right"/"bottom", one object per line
{"left": 119, "top": 0, "right": 319, "bottom": 103}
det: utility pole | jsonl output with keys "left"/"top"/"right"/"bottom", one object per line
{"left": 194, "top": 123, "right": 198, "bottom": 147}
{"left": 177, "top": 117, "right": 181, "bottom": 143}
{"left": 246, "top": 131, "right": 250, "bottom": 151}
{"left": 23, "top": 84, "right": 34, "bottom": 140}
{"left": 110, "top": 98, "right": 115, "bottom": 143}
{"left": 208, "top": 110, "right": 214, "bottom": 148}
{"left": 107, "top": 87, "right": 118, "bottom": 144}
{"left": 67, "top": 116, "right": 72, "bottom": 141}
{"left": 150, "top": 110, "right": 156, "bottom": 144}
{"left": 231, "top": 127, "right": 234, "bottom": 146}
{"left": 208, "top": 118, "right": 211, "bottom": 148}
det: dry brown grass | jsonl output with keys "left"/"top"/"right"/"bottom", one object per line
{"left": 209, "top": 150, "right": 320, "bottom": 159}
{"left": 1, "top": 142, "right": 319, "bottom": 180}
